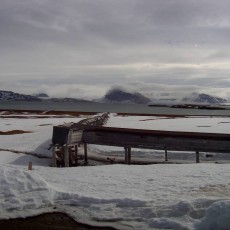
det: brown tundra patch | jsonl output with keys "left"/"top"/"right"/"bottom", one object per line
{"left": 0, "top": 130, "right": 32, "bottom": 135}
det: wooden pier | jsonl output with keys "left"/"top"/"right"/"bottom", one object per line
{"left": 52, "top": 113, "right": 230, "bottom": 167}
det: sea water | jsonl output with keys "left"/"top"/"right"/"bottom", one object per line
{"left": 0, "top": 100, "right": 230, "bottom": 116}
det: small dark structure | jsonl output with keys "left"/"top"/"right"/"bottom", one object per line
{"left": 52, "top": 113, "right": 109, "bottom": 167}
{"left": 52, "top": 113, "right": 230, "bottom": 166}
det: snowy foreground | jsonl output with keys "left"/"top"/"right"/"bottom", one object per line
{"left": 0, "top": 113, "right": 230, "bottom": 230}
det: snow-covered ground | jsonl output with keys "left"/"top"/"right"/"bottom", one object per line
{"left": 106, "top": 114, "right": 230, "bottom": 134}
{"left": 0, "top": 113, "right": 230, "bottom": 230}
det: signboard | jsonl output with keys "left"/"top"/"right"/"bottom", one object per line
{"left": 67, "top": 130, "right": 83, "bottom": 144}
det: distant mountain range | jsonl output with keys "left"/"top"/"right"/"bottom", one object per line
{"left": 0, "top": 89, "right": 228, "bottom": 105}
{"left": 0, "top": 90, "right": 42, "bottom": 101}
{"left": 99, "top": 89, "right": 228, "bottom": 105}
{"left": 0, "top": 91, "right": 90, "bottom": 103}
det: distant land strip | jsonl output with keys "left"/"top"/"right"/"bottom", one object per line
{"left": 0, "top": 109, "right": 189, "bottom": 117}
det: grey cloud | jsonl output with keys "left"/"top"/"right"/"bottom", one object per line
{"left": 1, "top": 0, "right": 230, "bottom": 99}
{"left": 2, "top": 0, "right": 229, "bottom": 48}
{"left": 204, "top": 50, "right": 230, "bottom": 61}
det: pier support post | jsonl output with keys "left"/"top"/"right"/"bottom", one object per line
{"left": 124, "top": 147, "right": 128, "bottom": 164}
{"left": 196, "top": 151, "right": 200, "bottom": 163}
{"left": 84, "top": 143, "right": 88, "bottom": 164}
{"left": 75, "top": 145, "right": 78, "bottom": 165}
{"left": 165, "top": 148, "right": 168, "bottom": 162}
{"left": 124, "top": 147, "right": 131, "bottom": 164}
{"left": 64, "top": 145, "right": 69, "bottom": 167}
{"left": 52, "top": 145, "right": 57, "bottom": 167}
{"left": 127, "top": 146, "right": 131, "bottom": 165}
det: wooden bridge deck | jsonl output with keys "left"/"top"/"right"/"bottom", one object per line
{"left": 52, "top": 114, "right": 230, "bottom": 166}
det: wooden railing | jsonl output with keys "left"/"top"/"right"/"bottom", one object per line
{"left": 72, "top": 112, "right": 109, "bottom": 130}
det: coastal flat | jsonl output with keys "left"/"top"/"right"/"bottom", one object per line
{"left": 0, "top": 111, "right": 230, "bottom": 229}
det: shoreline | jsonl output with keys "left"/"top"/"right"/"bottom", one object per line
{"left": 1, "top": 108, "right": 229, "bottom": 117}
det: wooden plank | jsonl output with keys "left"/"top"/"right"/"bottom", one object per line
{"left": 93, "top": 126, "right": 230, "bottom": 140}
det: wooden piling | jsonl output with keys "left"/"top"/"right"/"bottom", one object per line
{"left": 84, "top": 143, "right": 88, "bottom": 164}
{"left": 52, "top": 145, "right": 57, "bottom": 167}
{"left": 64, "top": 145, "right": 69, "bottom": 167}
{"left": 165, "top": 148, "right": 168, "bottom": 161}
{"left": 124, "top": 147, "right": 128, "bottom": 164}
{"left": 75, "top": 145, "right": 78, "bottom": 164}
{"left": 127, "top": 146, "right": 131, "bottom": 164}
{"left": 28, "top": 162, "right": 32, "bottom": 170}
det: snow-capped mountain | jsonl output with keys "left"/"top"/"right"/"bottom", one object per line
{"left": 182, "top": 93, "right": 227, "bottom": 104}
{"left": 0, "top": 90, "right": 42, "bottom": 101}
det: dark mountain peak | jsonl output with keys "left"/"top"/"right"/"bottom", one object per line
{"left": 102, "top": 88, "right": 151, "bottom": 104}
{"left": 34, "top": 93, "right": 49, "bottom": 98}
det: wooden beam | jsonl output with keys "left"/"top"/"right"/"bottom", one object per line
{"left": 83, "top": 130, "right": 230, "bottom": 153}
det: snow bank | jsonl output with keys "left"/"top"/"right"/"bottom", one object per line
{"left": 0, "top": 166, "right": 54, "bottom": 219}
{"left": 197, "top": 200, "right": 230, "bottom": 230}
{"left": 1, "top": 162, "right": 230, "bottom": 229}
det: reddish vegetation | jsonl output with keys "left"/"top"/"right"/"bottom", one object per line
{"left": 0, "top": 130, "right": 32, "bottom": 135}
{"left": 139, "top": 117, "right": 184, "bottom": 121}
{"left": 38, "top": 124, "right": 52, "bottom": 126}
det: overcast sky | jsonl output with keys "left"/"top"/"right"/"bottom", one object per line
{"left": 1, "top": 0, "right": 230, "bottom": 99}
